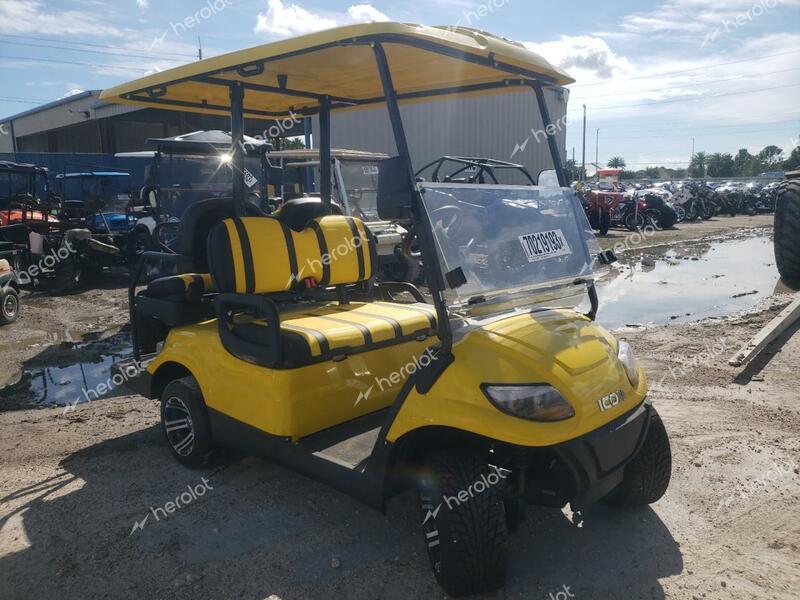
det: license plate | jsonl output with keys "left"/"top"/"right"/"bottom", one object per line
{"left": 518, "top": 229, "right": 572, "bottom": 263}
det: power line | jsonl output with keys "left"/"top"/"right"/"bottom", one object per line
{"left": 568, "top": 83, "right": 800, "bottom": 112}
{"left": 598, "top": 126, "right": 799, "bottom": 140}
{"left": 0, "top": 40, "right": 189, "bottom": 63}
{"left": 0, "top": 33, "right": 196, "bottom": 59}
{"left": 0, "top": 96, "right": 51, "bottom": 104}
{"left": 572, "top": 67, "right": 800, "bottom": 100}
{"left": 568, "top": 49, "right": 800, "bottom": 88}
{"left": 0, "top": 54, "right": 165, "bottom": 72}
{"left": 565, "top": 113, "right": 800, "bottom": 132}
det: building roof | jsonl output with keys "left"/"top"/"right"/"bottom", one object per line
{"left": 99, "top": 22, "right": 574, "bottom": 119}
{"left": 1, "top": 90, "right": 99, "bottom": 122}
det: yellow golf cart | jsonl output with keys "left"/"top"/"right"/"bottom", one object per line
{"left": 103, "top": 23, "right": 671, "bottom": 596}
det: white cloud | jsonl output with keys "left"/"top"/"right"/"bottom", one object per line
{"left": 136, "top": 0, "right": 149, "bottom": 9}
{"left": 255, "top": 0, "right": 337, "bottom": 37}
{"left": 347, "top": 4, "right": 390, "bottom": 23}
{"left": 524, "top": 36, "right": 635, "bottom": 81}
{"left": 0, "top": 0, "right": 124, "bottom": 36}
{"left": 61, "top": 89, "right": 85, "bottom": 99}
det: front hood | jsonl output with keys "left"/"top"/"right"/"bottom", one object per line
{"left": 477, "top": 310, "right": 616, "bottom": 376}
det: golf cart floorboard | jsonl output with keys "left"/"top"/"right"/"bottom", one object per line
{"left": 299, "top": 408, "right": 387, "bottom": 469}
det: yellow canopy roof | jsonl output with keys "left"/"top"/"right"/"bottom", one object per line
{"left": 99, "top": 22, "right": 573, "bottom": 120}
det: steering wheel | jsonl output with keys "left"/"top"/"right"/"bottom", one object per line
{"left": 429, "top": 205, "right": 466, "bottom": 243}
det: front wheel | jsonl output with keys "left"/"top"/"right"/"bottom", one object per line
{"left": 598, "top": 209, "right": 611, "bottom": 235}
{"left": 160, "top": 376, "right": 215, "bottom": 468}
{"left": 0, "top": 287, "right": 20, "bottom": 325}
{"left": 50, "top": 257, "right": 84, "bottom": 294}
{"left": 625, "top": 211, "right": 646, "bottom": 231}
{"left": 418, "top": 449, "right": 509, "bottom": 597}
{"left": 604, "top": 407, "right": 672, "bottom": 507}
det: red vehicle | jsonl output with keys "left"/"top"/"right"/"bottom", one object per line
{"left": 0, "top": 161, "right": 59, "bottom": 226}
{"left": 581, "top": 186, "right": 626, "bottom": 234}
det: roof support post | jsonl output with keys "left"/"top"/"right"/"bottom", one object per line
{"left": 372, "top": 41, "right": 453, "bottom": 358}
{"left": 530, "top": 82, "right": 567, "bottom": 187}
{"left": 319, "top": 95, "right": 332, "bottom": 207}
{"left": 230, "top": 81, "right": 246, "bottom": 216}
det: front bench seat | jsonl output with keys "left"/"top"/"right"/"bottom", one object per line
{"left": 137, "top": 272, "right": 216, "bottom": 328}
{"left": 208, "top": 214, "right": 435, "bottom": 368}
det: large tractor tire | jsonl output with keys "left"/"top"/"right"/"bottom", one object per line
{"left": 774, "top": 177, "right": 800, "bottom": 281}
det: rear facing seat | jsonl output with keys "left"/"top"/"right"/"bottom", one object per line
{"left": 137, "top": 272, "right": 216, "bottom": 328}
{"left": 208, "top": 214, "right": 436, "bottom": 368}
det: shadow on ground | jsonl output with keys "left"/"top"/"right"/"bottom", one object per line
{"left": 0, "top": 426, "right": 682, "bottom": 600}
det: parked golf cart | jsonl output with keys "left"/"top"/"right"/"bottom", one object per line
{"left": 0, "top": 258, "right": 20, "bottom": 325}
{"left": 415, "top": 156, "right": 537, "bottom": 185}
{"left": 120, "top": 130, "right": 271, "bottom": 273}
{"left": 104, "top": 23, "right": 671, "bottom": 596}
{"left": 266, "top": 148, "right": 419, "bottom": 282}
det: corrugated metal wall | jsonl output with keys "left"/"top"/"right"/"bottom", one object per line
{"left": 313, "top": 87, "right": 568, "bottom": 184}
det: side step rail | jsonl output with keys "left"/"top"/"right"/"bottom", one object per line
{"left": 728, "top": 292, "right": 800, "bottom": 366}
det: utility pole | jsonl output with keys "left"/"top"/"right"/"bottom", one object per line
{"left": 198, "top": 37, "right": 203, "bottom": 60}
{"left": 595, "top": 127, "right": 600, "bottom": 178}
{"left": 581, "top": 104, "right": 586, "bottom": 181}
{"left": 690, "top": 137, "right": 695, "bottom": 178}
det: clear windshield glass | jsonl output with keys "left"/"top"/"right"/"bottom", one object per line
{"left": 338, "top": 160, "right": 381, "bottom": 221}
{"left": 420, "top": 183, "right": 602, "bottom": 316}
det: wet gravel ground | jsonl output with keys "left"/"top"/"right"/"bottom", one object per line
{"left": 1, "top": 213, "right": 798, "bottom": 600}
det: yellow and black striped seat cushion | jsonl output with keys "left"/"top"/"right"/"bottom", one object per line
{"left": 146, "top": 273, "right": 215, "bottom": 302}
{"left": 208, "top": 215, "right": 374, "bottom": 295}
{"left": 232, "top": 301, "right": 437, "bottom": 365}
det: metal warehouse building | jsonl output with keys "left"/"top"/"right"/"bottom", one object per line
{"left": 314, "top": 86, "right": 569, "bottom": 183}
{"left": 1, "top": 86, "right": 568, "bottom": 181}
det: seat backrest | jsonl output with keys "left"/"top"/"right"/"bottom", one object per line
{"left": 208, "top": 215, "right": 374, "bottom": 295}
{"left": 173, "top": 196, "right": 267, "bottom": 271}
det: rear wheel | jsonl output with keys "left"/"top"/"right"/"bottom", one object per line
{"left": 624, "top": 211, "right": 646, "bottom": 231}
{"left": 160, "top": 376, "right": 215, "bottom": 468}
{"left": 0, "top": 287, "right": 19, "bottom": 324}
{"left": 604, "top": 407, "right": 672, "bottom": 507}
{"left": 598, "top": 209, "right": 611, "bottom": 235}
{"left": 51, "top": 257, "right": 83, "bottom": 294}
{"left": 774, "top": 179, "right": 800, "bottom": 281}
{"left": 418, "top": 449, "right": 508, "bottom": 597}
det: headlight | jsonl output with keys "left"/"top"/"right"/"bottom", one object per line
{"left": 617, "top": 341, "right": 640, "bottom": 388}
{"left": 482, "top": 384, "right": 575, "bottom": 422}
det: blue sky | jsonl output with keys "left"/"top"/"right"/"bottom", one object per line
{"left": 1, "top": 0, "right": 798, "bottom": 168}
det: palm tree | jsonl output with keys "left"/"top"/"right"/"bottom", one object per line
{"left": 607, "top": 156, "right": 626, "bottom": 169}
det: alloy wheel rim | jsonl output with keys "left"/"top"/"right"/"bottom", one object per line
{"left": 3, "top": 293, "right": 17, "bottom": 318}
{"left": 164, "top": 396, "right": 194, "bottom": 456}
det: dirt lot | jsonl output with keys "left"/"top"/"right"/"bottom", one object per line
{"left": 1, "top": 213, "right": 798, "bottom": 600}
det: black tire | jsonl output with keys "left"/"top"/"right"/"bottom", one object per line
{"left": 0, "top": 287, "right": 19, "bottom": 325}
{"left": 418, "top": 449, "right": 508, "bottom": 597}
{"left": 160, "top": 376, "right": 215, "bottom": 468}
{"left": 685, "top": 203, "right": 698, "bottom": 221}
{"left": 51, "top": 257, "right": 83, "bottom": 294}
{"left": 624, "top": 211, "right": 646, "bottom": 231}
{"left": 604, "top": 407, "right": 671, "bottom": 507}
{"left": 774, "top": 180, "right": 800, "bottom": 281}
{"left": 598, "top": 209, "right": 611, "bottom": 235}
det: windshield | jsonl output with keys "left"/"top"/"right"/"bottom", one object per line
{"left": 338, "top": 160, "right": 381, "bottom": 221}
{"left": 420, "top": 183, "right": 601, "bottom": 316}
{"left": 61, "top": 175, "right": 130, "bottom": 210}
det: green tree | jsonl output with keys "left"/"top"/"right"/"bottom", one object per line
{"left": 689, "top": 151, "right": 708, "bottom": 178}
{"left": 607, "top": 156, "right": 626, "bottom": 168}
{"left": 706, "top": 152, "right": 735, "bottom": 177}
{"left": 733, "top": 148, "right": 757, "bottom": 176}
{"left": 784, "top": 144, "right": 800, "bottom": 171}
{"left": 757, "top": 145, "right": 784, "bottom": 170}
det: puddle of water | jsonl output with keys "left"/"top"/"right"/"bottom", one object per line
{"left": 596, "top": 235, "right": 780, "bottom": 330}
{"left": 0, "top": 332, "right": 134, "bottom": 408}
